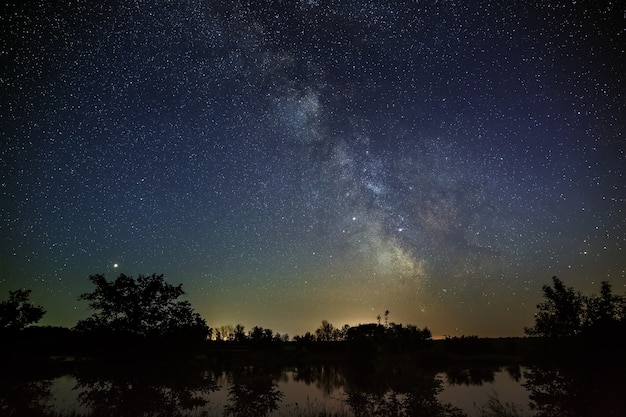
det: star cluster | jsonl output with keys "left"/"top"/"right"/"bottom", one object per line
{"left": 1, "top": 0, "right": 624, "bottom": 336}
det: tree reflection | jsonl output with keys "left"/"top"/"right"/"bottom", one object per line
{"left": 504, "top": 364, "right": 523, "bottom": 382}
{"left": 0, "top": 360, "right": 67, "bottom": 417}
{"left": 342, "top": 360, "right": 468, "bottom": 417}
{"left": 74, "top": 361, "right": 217, "bottom": 417}
{"left": 444, "top": 367, "right": 497, "bottom": 386}
{"left": 345, "top": 389, "right": 467, "bottom": 417}
{"left": 293, "top": 364, "right": 347, "bottom": 396}
{"left": 524, "top": 362, "right": 626, "bottom": 417}
{"left": 224, "top": 365, "right": 284, "bottom": 417}
{"left": 0, "top": 377, "right": 52, "bottom": 417}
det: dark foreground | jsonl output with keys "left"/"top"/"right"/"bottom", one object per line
{"left": 1, "top": 335, "right": 625, "bottom": 417}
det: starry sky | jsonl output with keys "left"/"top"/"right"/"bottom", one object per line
{"left": 1, "top": 0, "right": 624, "bottom": 338}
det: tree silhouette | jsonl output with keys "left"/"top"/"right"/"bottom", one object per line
{"left": 233, "top": 324, "right": 247, "bottom": 343}
{"left": 345, "top": 322, "right": 431, "bottom": 353}
{"left": 315, "top": 320, "right": 337, "bottom": 341}
{"left": 525, "top": 276, "right": 626, "bottom": 340}
{"left": 214, "top": 324, "right": 237, "bottom": 341}
{"left": 524, "top": 276, "right": 584, "bottom": 338}
{"left": 246, "top": 326, "right": 276, "bottom": 348}
{"left": 0, "top": 289, "right": 45, "bottom": 331}
{"left": 584, "top": 281, "right": 625, "bottom": 328}
{"left": 75, "top": 273, "right": 210, "bottom": 342}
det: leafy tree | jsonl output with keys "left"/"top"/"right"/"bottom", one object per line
{"left": 214, "top": 324, "right": 237, "bottom": 341}
{"left": 315, "top": 320, "right": 337, "bottom": 341}
{"left": 346, "top": 323, "right": 384, "bottom": 341}
{"left": 293, "top": 331, "right": 315, "bottom": 350}
{"left": 313, "top": 321, "right": 352, "bottom": 342}
{"left": 525, "top": 276, "right": 584, "bottom": 338}
{"left": 338, "top": 324, "right": 351, "bottom": 340}
{"left": 525, "top": 276, "right": 626, "bottom": 339}
{"left": 581, "top": 281, "right": 626, "bottom": 342}
{"left": 584, "top": 281, "right": 625, "bottom": 327}
{"left": 387, "top": 323, "right": 432, "bottom": 351}
{"left": 272, "top": 332, "right": 289, "bottom": 343}
{"left": 0, "top": 289, "right": 45, "bottom": 331}
{"left": 345, "top": 321, "right": 432, "bottom": 353}
{"left": 233, "top": 324, "right": 247, "bottom": 343}
{"left": 75, "top": 273, "right": 210, "bottom": 340}
{"left": 248, "top": 326, "right": 274, "bottom": 345}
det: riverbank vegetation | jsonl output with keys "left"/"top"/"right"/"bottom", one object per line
{"left": 2, "top": 274, "right": 625, "bottom": 416}
{"left": 1, "top": 274, "right": 625, "bottom": 363}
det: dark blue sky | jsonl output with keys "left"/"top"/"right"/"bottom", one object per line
{"left": 1, "top": 0, "right": 624, "bottom": 337}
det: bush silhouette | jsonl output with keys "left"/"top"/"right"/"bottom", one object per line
{"left": 0, "top": 289, "right": 45, "bottom": 331}
{"left": 75, "top": 273, "right": 211, "bottom": 352}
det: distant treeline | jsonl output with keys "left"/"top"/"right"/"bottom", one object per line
{"left": 2, "top": 274, "right": 625, "bottom": 360}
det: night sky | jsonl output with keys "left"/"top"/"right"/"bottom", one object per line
{"left": 1, "top": 0, "right": 624, "bottom": 338}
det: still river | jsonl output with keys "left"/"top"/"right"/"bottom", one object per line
{"left": 2, "top": 359, "right": 623, "bottom": 416}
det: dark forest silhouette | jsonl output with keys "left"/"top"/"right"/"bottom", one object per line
{"left": 73, "top": 273, "right": 211, "bottom": 356}
{"left": 1, "top": 274, "right": 626, "bottom": 416}
{"left": 524, "top": 276, "right": 626, "bottom": 339}
{"left": 522, "top": 276, "right": 626, "bottom": 360}
{"left": 1, "top": 273, "right": 626, "bottom": 358}
{"left": 0, "top": 289, "right": 45, "bottom": 331}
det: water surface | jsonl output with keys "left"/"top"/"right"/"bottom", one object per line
{"left": 2, "top": 359, "right": 623, "bottom": 416}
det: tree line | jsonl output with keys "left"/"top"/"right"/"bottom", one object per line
{"left": 2, "top": 273, "right": 625, "bottom": 356}
{"left": 0, "top": 273, "right": 433, "bottom": 355}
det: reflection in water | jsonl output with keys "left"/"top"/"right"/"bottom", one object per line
{"left": 74, "top": 361, "right": 217, "bottom": 417}
{"left": 2, "top": 359, "right": 624, "bottom": 416}
{"left": 292, "top": 364, "right": 347, "bottom": 396}
{"left": 439, "top": 365, "right": 529, "bottom": 417}
{"left": 0, "top": 377, "right": 52, "bottom": 417}
{"left": 340, "top": 361, "right": 466, "bottom": 417}
{"left": 0, "top": 362, "right": 66, "bottom": 417}
{"left": 524, "top": 362, "right": 626, "bottom": 417}
{"left": 444, "top": 368, "right": 497, "bottom": 386}
{"left": 224, "top": 366, "right": 284, "bottom": 417}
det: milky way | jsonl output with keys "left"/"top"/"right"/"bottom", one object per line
{"left": 1, "top": 0, "right": 624, "bottom": 337}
